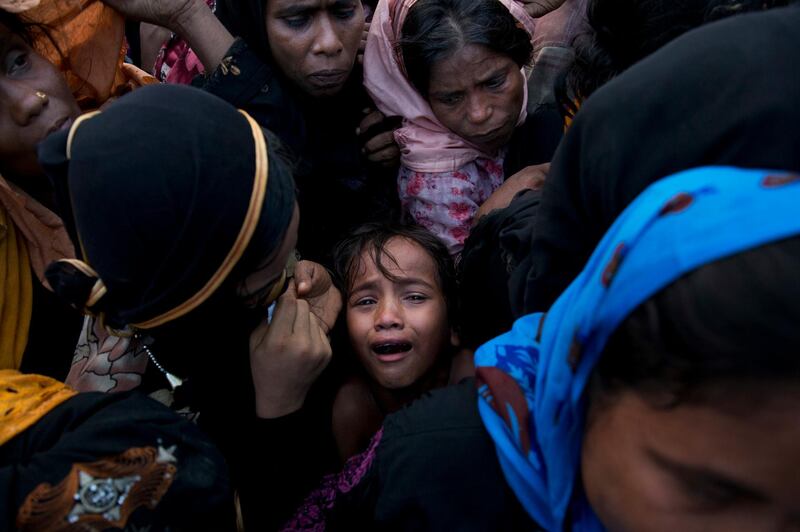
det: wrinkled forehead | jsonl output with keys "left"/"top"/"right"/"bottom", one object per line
{"left": 429, "top": 44, "right": 515, "bottom": 90}
{"left": 265, "top": 0, "right": 358, "bottom": 14}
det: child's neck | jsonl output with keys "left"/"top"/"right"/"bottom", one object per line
{"left": 369, "top": 358, "right": 452, "bottom": 415}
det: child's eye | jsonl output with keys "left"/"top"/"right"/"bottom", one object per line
{"left": 406, "top": 294, "right": 428, "bottom": 303}
{"left": 354, "top": 297, "right": 376, "bottom": 307}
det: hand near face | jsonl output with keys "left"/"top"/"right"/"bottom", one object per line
{"left": 358, "top": 109, "right": 401, "bottom": 168}
{"left": 473, "top": 163, "right": 549, "bottom": 225}
{"left": 294, "top": 260, "right": 342, "bottom": 334}
{"left": 520, "top": 0, "right": 568, "bottom": 17}
{"left": 249, "top": 283, "right": 333, "bottom": 418}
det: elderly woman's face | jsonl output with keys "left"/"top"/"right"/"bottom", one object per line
{"left": 427, "top": 44, "right": 524, "bottom": 154}
{"left": 581, "top": 382, "right": 800, "bottom": 531}
{"left": 0, "top": 25, "right": 80, "bottom": 178}
{"left": 264, "top": 0, "right": 364, "bottom": 98}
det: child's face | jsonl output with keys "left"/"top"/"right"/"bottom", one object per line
{"left": 346, "top": 237, "right": 453, "bottom": 390}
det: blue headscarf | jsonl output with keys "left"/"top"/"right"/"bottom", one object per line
{"left": 475, "top": 166, "right": 800, "bottom": 531}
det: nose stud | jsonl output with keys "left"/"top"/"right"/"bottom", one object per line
{"left": 35, "top": 90, "right": 47, "bottom": 101}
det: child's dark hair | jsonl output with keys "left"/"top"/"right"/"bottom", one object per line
{"left": 332, "top": 223, "right": 457, "bottom": 322}
{"left": 399, "top": 0, "right": 532, "bottom": 98}
{"left": 591, "top": 236, "right": 800, "bottom": 408}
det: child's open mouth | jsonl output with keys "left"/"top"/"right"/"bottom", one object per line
{"left": 371, "top": 342, "right": 412, "bottom": 362}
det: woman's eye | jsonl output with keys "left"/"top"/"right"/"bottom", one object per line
{"left": 486, "top": 75, "right": 506, "bottom": 89}
{"left": 436, "top": 94, "right": 463, "bottom": 106}
{"left": 283, "top": 15, "right": 310, "bottom": 28}
{"left": 333, "top": 7, "right": 356, "bottom": 20}
{"left": 6, "top": 51, "right": 29, "bottom": 75}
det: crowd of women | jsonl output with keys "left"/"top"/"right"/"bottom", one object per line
{"left": 1, "top": 0, "right": 799, "bottom": 530}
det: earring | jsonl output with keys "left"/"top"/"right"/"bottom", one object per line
{"left": 35, "top": 90, "right": 47, "bottom": 101}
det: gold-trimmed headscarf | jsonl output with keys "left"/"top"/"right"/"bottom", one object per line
{"left": 39, "top": 84, "right": 296, "bottom": 332}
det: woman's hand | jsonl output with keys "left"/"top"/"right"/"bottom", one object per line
{"left": 250, "top": 284, "right": 333, "bottom": 418}
{"left": 358, "top": 21, "right": 370, "bottom": 65}
{"left": 473, "top": 163, "right": 549, "bottom": 225}
{"left": 358, "top": 109, "right": 402, "bottom": 168}
{"left": 101, "top": 0, "right": 198, "bottom": 29}
{"left": 520, "top": 0, "right": 568, "bottom": 17}
{"left": 294, "top": 260, "right": 342, "bottom": 335}
{"left": 101, "top": 0, "right": 234, "bottom": 71}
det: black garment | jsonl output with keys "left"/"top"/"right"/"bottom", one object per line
{"left": 458, "top": 105, "right": 562, "bottom": 349}
{"left": 458, "top": 190, "right": 542, "bottom": 349}
{"left": 199, "top": 39, "right": 399, "bottom": 264}
{"left": 503, "top": 104, "right": 564, "bottom": 178}
{"left": 18, "top": 271, "right": 81, "bottom": 380}
{"left": 307, "top": 379, "right": 537, "bottom": 530}
{"left": 512, "top": 5, "right": 800, "bottom": 314}
{"left": 0, "top": 391, "right": 232, "bottom": 531}
{"left": 38, "top": 84, "right": 296, "bottom": 329}
{"left": 199, "top": 39, "right": 307, "bottom": 159}
{"left": 293, "top": 71, "right": 400, "bottom": 264}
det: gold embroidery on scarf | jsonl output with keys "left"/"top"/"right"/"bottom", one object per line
{"left": 16, "top": 446, "right": 177, "bottom": 531}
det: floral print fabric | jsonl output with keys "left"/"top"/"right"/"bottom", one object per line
{"left": 399, "top": 155, "right": 505, "bottom": 254}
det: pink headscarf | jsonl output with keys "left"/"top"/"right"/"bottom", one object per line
{"left": 364, "top": 0, "right": 536, "bottom": 173}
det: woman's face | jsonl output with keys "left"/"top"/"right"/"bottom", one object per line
{"left": 237, "top": 202, "right": 300, "bottom": 308}
{"left": 427, "top": 44, "right": 524, "bottom": 154}
{"left": 0, "top": 25, "right": 80, "bottom": 178}
{"left": 264, "top": 0, "right": 364, "bottom": 98}
{"left": 581, "top": 382, "right": 800, "bottom": 531}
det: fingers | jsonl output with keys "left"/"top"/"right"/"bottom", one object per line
{"left": 292, "top": 298, "right": 312, "bottom": 337}
{"left": 522, "top": 0, "right": 567, "bottom": 17}
{"left": 270, "top": 281, "right": 299, "bottom": 331}
{"left": 309, "top": 314, "right": 333, "bottom": 373}
{"left": 294, "top": 260, "right": 316, "bottom": 296}
{"left": 366, "top": 146, "right": 401, "bottom": 167}
{"left": 294, "top": 260, "right": 332, "bottom": 298}
{"left": 362, "top": 130, "right": 394, "bottom": 154}
{"left": 359, "top": 21, "right": 370, "bottom": 53}
{"left": 357, "top": 110, "right": 384, "bottom": 136}
{"left": 509, "top": 163, "right": 549, "bottom": 190}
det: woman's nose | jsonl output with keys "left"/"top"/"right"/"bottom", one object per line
{"left": 312, "top": 16, "right": 344, "bottom": 57}
{"left": 6, "top": 83, "right": 48, "bottom": 126}
{"left": 466, "top": 93, "right": 492, "bottom": 125}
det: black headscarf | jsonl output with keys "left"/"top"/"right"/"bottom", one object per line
{"left": 512, "top": 4, "right": 800, "bottom": 314}
{"left": 216, "top": 0, "right": 271, "bottom": 61}
{"left": 39, "top": 84, "right": 295, "bottom": 330}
